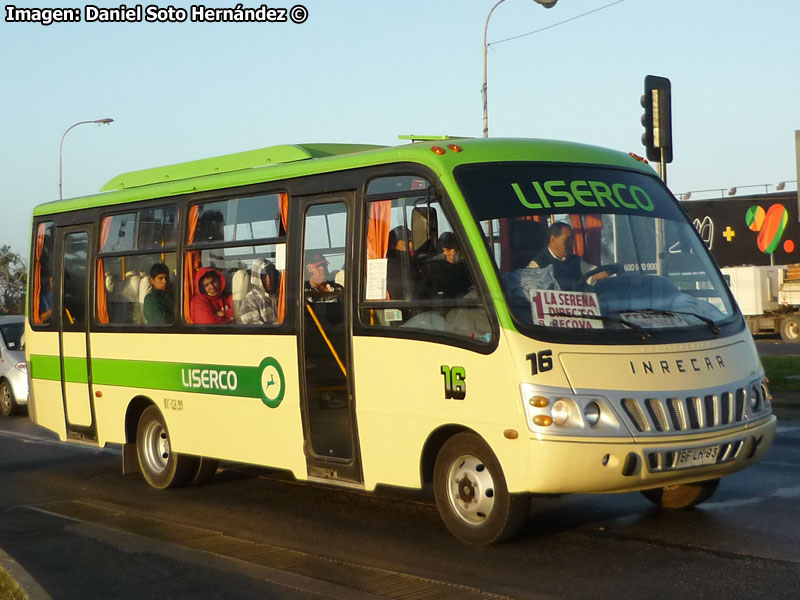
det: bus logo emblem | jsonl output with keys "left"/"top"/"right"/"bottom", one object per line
{"left": 259, "top": 357, "right": 285, "bottom": 408}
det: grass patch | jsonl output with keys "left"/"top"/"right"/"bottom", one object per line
{"left": 0, "top": 567, "right": 27, "bottom": 600}
{"left": 761, "top": 355, "right": 800, "bottom": 392}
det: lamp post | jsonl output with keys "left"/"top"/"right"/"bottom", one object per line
{"left": 59, "top": 118, "right": 114, "bottom": 200}
{"left": 482, "top": 0, "right": 556, "bottom": 138}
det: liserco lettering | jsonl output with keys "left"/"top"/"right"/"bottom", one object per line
{"left": 513, "top": 180, "right": 654, "bottom": 212}
{"left": 181, "top": 368, "right": 238, "bottom": 391}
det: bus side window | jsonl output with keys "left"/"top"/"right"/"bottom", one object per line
{"left": 96, "top": 208, "right": 179, "bottom": 327}
{"left": 99, "top": 254, "right": 177, "bottom": 325}
{"left": 360, "top": 191, "right": 491, "bottom": 343}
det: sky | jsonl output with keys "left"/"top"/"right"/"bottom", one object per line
{"left": 2, "top": 0, "right": 799, "bottom": 259}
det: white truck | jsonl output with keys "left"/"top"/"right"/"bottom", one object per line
{"left": 721, "top": 264, "right": 800, "bottom": 341}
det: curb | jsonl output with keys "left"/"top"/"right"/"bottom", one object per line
{"left": 0, "top": 547, "right": 52, "bottom": 600}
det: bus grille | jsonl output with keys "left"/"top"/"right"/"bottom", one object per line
{"left": 618, "top": 381, "right": 768, "bottom": 435}
{"left": 644, "top": 438, "right": 745, "bottom": 473}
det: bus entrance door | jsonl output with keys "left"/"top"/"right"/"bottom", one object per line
{"left": 57, "top": 226, "right": 97, "bottom": 442}
{"left": 298, "top": 195, "right": 362, "bottom": 483}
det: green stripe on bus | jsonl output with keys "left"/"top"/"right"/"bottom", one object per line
{"left": 29, "top": 354, "right": 62, "bottom": 381}
{"left": 29, "top": 355, "right": 286, "bottom": 408}
{"left": 64, "top": 357, "right": 89, "bottom": 384}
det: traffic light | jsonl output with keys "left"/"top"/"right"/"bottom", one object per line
{"left": 641, "top": 75, "right": 673, "bottom": 164}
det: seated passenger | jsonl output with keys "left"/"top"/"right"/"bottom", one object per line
{"left": 239, "top": 258, "right": 279, "bottom": 325}
{"left": 528, "top": 222, "right": 606, "bottom": 290}
{"left": 422, "top": 232, "right": 471, "bottom": 299}
{"left": 386, "top": 225, "right": 415, "bottom": 300}
{"left": 191, "top": 267, "right": 235, "bottom": 324}
{"left": 305, "top": 252, "right": 339, "bottom": 297}
{"left": 143, "top": 263, "right": 174, "bottom": 324}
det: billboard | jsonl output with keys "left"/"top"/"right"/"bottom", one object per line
{"left": 682, "top": 191, "right": 800, "bottom": 268}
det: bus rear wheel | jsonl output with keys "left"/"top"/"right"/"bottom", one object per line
{"left": 433, "top": 432, "right": 529, "bottom": 544}
{"left": 136, "top": 405, "right": 198, "bottom": 489}
{"left": 641, "top": 478, "right": 720, "bottom": 509}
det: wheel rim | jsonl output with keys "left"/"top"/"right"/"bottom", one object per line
{"left": 787, "top": 321, "right": 799, "bottom": 339}
{"left": 141, "top": 419, "right": 170, "bottom": 474}
{"left": 0, "top": 385, "right": 10, "bottom": 414}
{"left": 446, "top": 454, "right": 496, "bottom": 525}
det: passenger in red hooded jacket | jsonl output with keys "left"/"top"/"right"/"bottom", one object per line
{"left": 191, "top": 267, "right": 235, "bottom": 324}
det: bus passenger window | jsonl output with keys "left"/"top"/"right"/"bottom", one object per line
{"left": 184, "top": 194, "right": 287, "bottom": 326}
{"left": 96, "top": 207, "right": 179, "bottom": 327}
{"left": 360, "top": 180, "right": 492, "bottom": 343}
{"left": 99, "top": 254, "right": 177, "bottom": 325}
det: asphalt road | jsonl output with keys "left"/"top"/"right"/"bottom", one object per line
{"left": 2, "top": 410, "right": 800, "bottom": 600}
{"left": 754, "top": 336, "right": 800, "bottom": 355}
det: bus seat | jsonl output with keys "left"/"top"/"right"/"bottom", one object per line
{"left": 112, "top": 272, "right": 140, "bottom": 324}
{"left": 334, "top": 269, "right": 345, "bottom": 287}
{"left": 231, "top": 268, "right": 251, "bottom": 322}
{"left": 119, "top": 271, "right": 140, "bottom": 302}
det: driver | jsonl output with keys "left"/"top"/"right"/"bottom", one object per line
{"left": 529, "top": 222, "right": 608, "bottom": 290}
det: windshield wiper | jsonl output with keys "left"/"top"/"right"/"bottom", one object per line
{"left": 574, "top": 314, "right": 651, "bottom": 341}
{"left": 634, "top": 309, "right": 721, "bottom": 335}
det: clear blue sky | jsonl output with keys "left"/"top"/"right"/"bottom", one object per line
{"left": 2, "top": 0, "right": 799, "bottom": 258}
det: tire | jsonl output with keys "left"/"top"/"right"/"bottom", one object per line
{"left": 136, "top": 405, "right": 198, "bottom": 489}
{"left": 779, "top": 315, "right": 800, "bottom": 342}
{"left": 433, "top": 432, "right": 529, "bottom": 544}
{"left": 190, "top": 457, "right": 219, "bottom": 485}
{"left": 641, "top": 478, "right": 720, "bottom": 509}
{"left": 0, "top": 380, "right": 17, "bottom": 417}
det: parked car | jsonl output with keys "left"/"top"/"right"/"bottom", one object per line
{"left": 0, "top": 315, "right": 28, "bottom": 416}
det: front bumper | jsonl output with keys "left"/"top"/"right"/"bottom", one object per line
{"left": 513, "top": 414, "right": 776, "bottom": 494}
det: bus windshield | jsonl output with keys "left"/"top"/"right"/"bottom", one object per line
{"left": 455, "top": 163, "right": 737, "bottom": 339}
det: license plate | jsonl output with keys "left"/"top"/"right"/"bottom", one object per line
{"left": 676, "top": 444, "right": 720, "bottom": 469}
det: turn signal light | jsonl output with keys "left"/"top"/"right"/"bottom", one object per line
{"left": 431, "top": 146, "right": 446, "bottom": 155}
{"left": 529, "top": 396, "right": 549, "bottom": 408}
{"left": 533, "top": 415, "right": 553, "bottom": 427}
{"left": 447, "top": 144, "right": 463, "bottom": 152}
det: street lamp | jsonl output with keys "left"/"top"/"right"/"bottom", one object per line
{"left": 59, "top": 118, "right": 114, "bottom": 200}
{"left": 482, "top": 0, "right": 557, "bottom": 138}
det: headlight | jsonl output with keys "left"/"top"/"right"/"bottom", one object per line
{"left": 551, "top": 399, "right": 571, "bottom": 425}
{"left": 583, "top": 402, "right": 601, "bottom": 427}
{"left": 749, "top": 386, "right": 759, "bottom": 410}
{"left": 519, "top": 384, "right": 623, "bottom": 436}
{"left": 14, "top": 362, "right": 27, "bottom": 374}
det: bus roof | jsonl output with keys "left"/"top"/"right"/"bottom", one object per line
{"left": 33, "top": 138, "right": 655, "bottom": 216}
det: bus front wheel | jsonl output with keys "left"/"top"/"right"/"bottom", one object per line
{"left": 641, "top": 478, "right": 720, "bottom": 509}
{"left": 136, "top": 405, "right": 198, "bottom": 489}
{"left": 433, "top": 432, "right": 529, "bottom": 544}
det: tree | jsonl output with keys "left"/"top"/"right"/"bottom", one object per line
{"left": 0, "top": 245, "right": 26, "bottom": 315}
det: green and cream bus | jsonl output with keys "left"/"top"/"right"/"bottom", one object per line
{"left": 26, "top": 137, "right": 776, "bottom": 544}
